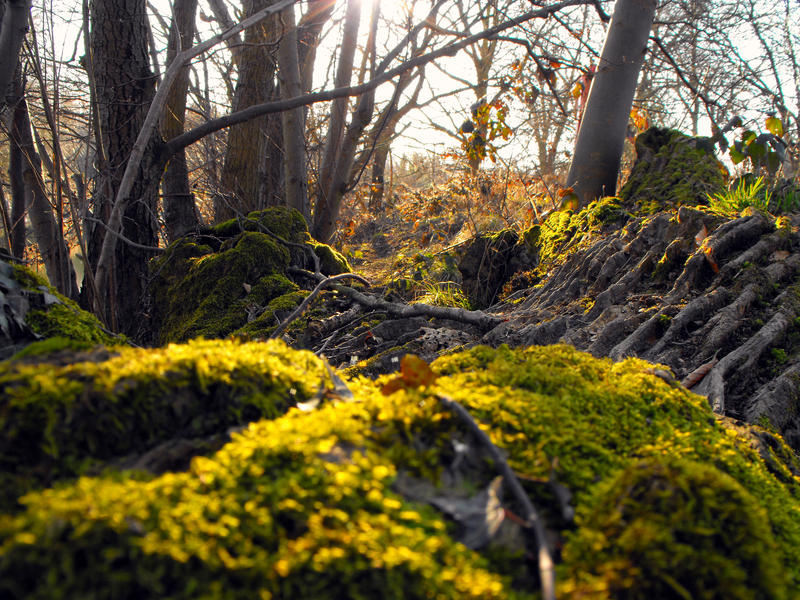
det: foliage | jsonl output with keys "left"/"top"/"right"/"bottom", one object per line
{"left": 707, "top": 176, "right": 772, "bottom": 215}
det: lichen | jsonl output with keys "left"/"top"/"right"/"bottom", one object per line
{"left": 1, "top": 343, "right": 798, "bottom": 598}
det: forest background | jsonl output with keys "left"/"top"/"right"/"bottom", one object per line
{"left": 0, "top": 0, "right": 798, "bottom": 340}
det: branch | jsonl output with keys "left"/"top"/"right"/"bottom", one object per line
{"left": 167, "top": 0, "right": 592, "bottom": 154}
{"left": 436, "top": 393, "right": 555, "bottom": 600}
{"left": 270, "top": 272, "right": 370, "bottom": 339}
{"left": 289, "top": 268, "right": 503, "bottom": 331}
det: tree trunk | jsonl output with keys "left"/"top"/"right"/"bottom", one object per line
{"left": 9, "top": 77, "right": 78, "bottom": 298}
{"left": 8, "top": 120, "right": 26, "bottom": 261}
{"left": 216, "top": 0, "right": 280, "bottom": 222}
{"left": 161, "top": 0, "right": 200, "bottom": 242}
{"left": 565, "top": 0, "right": 657, "bottom": 206}
{"left": 0, "top": 0, "right": 30, "bottom": 106}
{"left": 277, "top": 4, "right": 309, "bottom": 221}
{"left": 311, "top": 0, "right": 362, "bottom": 243}
{"left": 297, "top": 0, "right": 336, "bottom": 94}
{"left": 89, "top": 0, "right": 160, "bottom": 337}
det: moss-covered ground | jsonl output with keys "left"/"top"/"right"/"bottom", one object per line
{"left": 1, "top": 341, "right": 798, "bottom": 598}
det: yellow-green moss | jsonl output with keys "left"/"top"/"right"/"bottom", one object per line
{"left": 619, "top": 128, "right": 728, "bottom": 212}
{"left": 10, "top": 264, "right": 120, "bottom": 346}
{"left": 0, "top": 339, "right": 326, "bottom": 511}
{"left": 532, "top": 196, "right": 627, "bottom": 272}
{"left": 234, "top": 290, "right": 308, "bottom": 338}
{"left": 562, "top": 458, "right": 785, "bottom": 599}
{"left": 211, "top": 207, "right": 309, "bottom": 243}
{"left": 1, "top": 343, "right": 799, "bottom": 598}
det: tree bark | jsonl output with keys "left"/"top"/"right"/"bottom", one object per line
{"left": 277, "top": 4, "right": 309, "bottom": 221}
{"left": 565, "top": 0, "right": 657, "bottom": 206}
{"left": 161, "top": 0, "right": 200, "bottom": 242}
{"left": 311, "top": 0, "right": 363, "bottom": 243}
{"left": 8, "top": 120, "right": 26, "bottom": 261}
{"left": 0, "top": 0, "right": 30, "bottom": 106}
{"left": 216, "top": 0, "right": 281, "bottom": 222}
{"left": 89, "top": 0, "right": 160, "bottom": 336}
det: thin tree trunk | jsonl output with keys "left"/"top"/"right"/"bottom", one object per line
{"left": 9, "top": 75, "right": 78, "bottom": 298}
{"left": 161, "top": 0, "right": 200, "bottom": 242}
{"left": 277, "top": 4, "right": 309, "bottom": 221}
{"left": 8, "top": 125, "right": 26, "bottom": 261}
{"left": 312, "top": 0, "right": 362, "bottom": 242}
{"left": 565, "top": 0, "right": 657, "bottom": 206}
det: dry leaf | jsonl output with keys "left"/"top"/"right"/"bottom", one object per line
{"left": 381, "top": 355, "right": 438, "bottom": 395}
{"left": 771, "top": 250, "right": 790, "bottom": 261}
{"left": 703, "top": 248, "right": 719, "bottom": 273}
{"left": 242, "top": 282, "right": 252, "bottom": 294}
{"left": 681, "top": 354, "right": 719, "bottom": 389}
{"left": 695, "top": 224, "right": 708, "bottom": 247}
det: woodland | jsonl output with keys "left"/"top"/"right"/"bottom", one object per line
{"left": 1, "top": 0, "right": 800, "bottom": 598}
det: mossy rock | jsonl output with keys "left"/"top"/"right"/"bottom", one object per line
{"left": 458, "top": 229, "right": 524, "bottom": 308}
{"left": 0, "top": 261, "right": 120, "bottom": 359}
{"left": 151, "top": 208, "right": 349, "bottom": 344}
{"left": 0, "top": 338, "right": 326, "bottom": 511}
{"left": 1, "top": 343, "right": 799, "bottom": 598}
{"left": 562, "top": 459, "right": 786, "bottom": 599}
{"left": 619, "top": 127, "right": 728, "bottom": 212}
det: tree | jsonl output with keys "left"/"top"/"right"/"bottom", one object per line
{"left": 0, "top": 0, "right": 30, "bottom": 105}
{"left": 566, "top": 0, "right": 658, "bottom": 207}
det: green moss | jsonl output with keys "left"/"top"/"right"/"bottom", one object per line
{"left": 308, "top": 241, "right": 351, "bottom": 275}
{"left": 619, "top": 128, "right": 728, "bottom": 212}
{"left": 211, "top": 207, "right": 309, "bottom": 244}
{"left": 1, "top": 344, "right": 799, "bottom": 597}
{"left": 0, "top": 339, "right": 326, "bottom": 511}
{"left": 234, "top": 290, "right": 308, "bottom": 338}
{"left": 10, "top": 264, "right": 120, "bottom": 346}
{"left": 562, "top": 459, "right": 786, "bottom": 599}
{"left": 152, "top": 232, "right": 290, "bottom": 343}
{"left": 9, "top": 337, "right": 94, "bottom": 360}
{"left": 534, "top": 196, "right": 627, "bottom": 272}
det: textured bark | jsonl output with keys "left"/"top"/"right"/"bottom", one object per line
{"left": 161, "top": 0, "right": 200, "bottom": 242}
{"left": 297, "top": 0, "right": 335, "bottom": 93}
{"left": 311, "top": 0, "right": 363, "bottom": 243}
{"left": 0, "top": 0, "right": 30, "bottom": 105}
{"left": 566, "top": 0, "right": 657, "bottom": 206}
{"left": 8, "top": 121, "right": 26, "bottom": 260}
{"left": 89, "top": 0, "right": 160, "bottom": 336}
{"left": 216, "top": 0, "right": 281, "bottom": 222}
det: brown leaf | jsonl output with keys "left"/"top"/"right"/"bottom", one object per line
{"left": 681, "top": 354, "right": 719, "bottom": 389}
{"left": 771, "top": 250, "right": 790, "bottom": 261}
{"left": 703, "top": 248, "right": 719, "bottom": 273}
{"left": 695, "top": 224, "right": 708, "bottom": 247}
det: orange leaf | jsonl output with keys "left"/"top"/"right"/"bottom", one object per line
{"left": 695, "top": 224, "right": 708, "bottom": 247}
{"left": 380, "top": 355, "right": 438, "bottom": 395}
{"left": 703, "top": 248, "right": 719, "bottom": 273}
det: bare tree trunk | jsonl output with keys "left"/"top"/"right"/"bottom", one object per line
{"left": 8, "top": 133, "right": 26, "bottom": 260}
{"left": 161, "top": 0, "right": 200, "bottom": 242}
{"left": 89, "top": 0, "right": 160, "bottom": 336}
{"left": 311, "top": 0, "right": 363, "bottom": 242}
{"left": 297, "top": 0, "right": 336, "bottom": 94}
{"left": 565, "top": 0, "right": 657, "bottom": 207}
{"left": 277, "top": 4, "right": 309, "bottom": 221}
{"left": 216, "top": 0, "right": 280, "bottom": 221}
{"left": 9, "top": 74, "right": 78, "bottom": 298}
{"left": 0, "top": 0, "right": 30, "bottom": 105}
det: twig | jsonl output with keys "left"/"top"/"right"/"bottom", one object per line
{"left": 436, "top": 393, "right": 555, "bottom": 600}
{"left": 270, "top": 272, "right": 371, "bottom": 340}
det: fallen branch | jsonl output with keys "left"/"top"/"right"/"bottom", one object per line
{"left": 436, "top": 393, "right": 555, "bottom": 600}
{"left": 289, "top": 267, "right": 502, "bottom": 330}
{"left": 270, "top": 272, "right": 370, "bottom": 340}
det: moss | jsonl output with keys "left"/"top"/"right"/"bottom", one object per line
{"left": 0, "top": 339, "right": 326, "bottom": 511}
{"left": 534, "top": 196, "right": 627, "bottom": 272}
{"left": 619, "top": 128, "right": 728, "bottom": 212}
{"left": 10, "top": 264, "right": 120, "bottom": 346}
{"left": 308, "top": 241, "right": 351, "bottom": 275}
{"left": 9, "top": 337, "right": 94, "bottom": 360}
{"left": 211, "top": 207, "right": 309, "bottom": 244}
{"left": 234, "top": 290, "right": 308, "bottom": 338}
{"left": 152, "top": 232, "right": 291, "bottom": 343}
{"left": 1, "top": 344, "right": 799, "bottom": 597}
{"left": 561, "top": 459, "right": 786, "bottom": 599}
